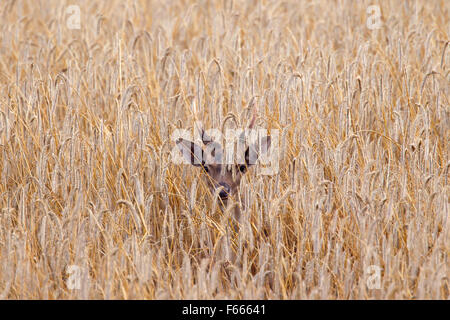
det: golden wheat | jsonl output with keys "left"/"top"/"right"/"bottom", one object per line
{"left": 0, "top": 0, "right": 448, "bottom": 299}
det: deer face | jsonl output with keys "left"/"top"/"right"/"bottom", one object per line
{"left": 176, "top": 134, "right": 271, "bottom": 201}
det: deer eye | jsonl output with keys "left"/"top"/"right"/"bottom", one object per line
{"left": 238, "top": 165, "right": 247, "bottom": 173}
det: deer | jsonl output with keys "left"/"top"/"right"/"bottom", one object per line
{"left": 175, "top": 121, "right": 272, "bottom": 225}
{"left": 175, "top": 116, "right": 273, "bottom": 267}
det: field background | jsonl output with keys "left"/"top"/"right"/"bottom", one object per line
{"left": 0, "top": 0, "right": 448, "bottom": 299}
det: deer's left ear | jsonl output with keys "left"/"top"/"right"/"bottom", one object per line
{"left": 244, "top": 136, "right": 271, "bottom": 167}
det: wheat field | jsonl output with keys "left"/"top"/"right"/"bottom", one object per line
{"left": 0, "top": 0, "right": 448, "bottom": 299}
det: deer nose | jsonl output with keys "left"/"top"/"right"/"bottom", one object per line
{"left": 218, "top": 182, "right": 231, "bottom": 199}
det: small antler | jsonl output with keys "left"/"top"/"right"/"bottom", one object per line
{"left": 193, "top": 120, "right": 213, "bottom": 146}
{"left": 200, "top": 127, "right": 213, "bottom": 145}
{"left": 237, "top": 104, "right": 258, "bottom": 146}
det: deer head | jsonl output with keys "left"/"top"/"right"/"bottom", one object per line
{"left": 176, "top": 129, "right": 271, "bottom": 203}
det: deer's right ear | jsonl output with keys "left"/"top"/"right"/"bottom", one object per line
{"left": 176, "top": 138, "right": 205, "bottom": 167}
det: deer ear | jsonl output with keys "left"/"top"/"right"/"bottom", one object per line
{"left": 176, "top": 138, "right": 204, "bottom": 167}
{"left": 245, "top": 136, "right": 271, "bottom": 167}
